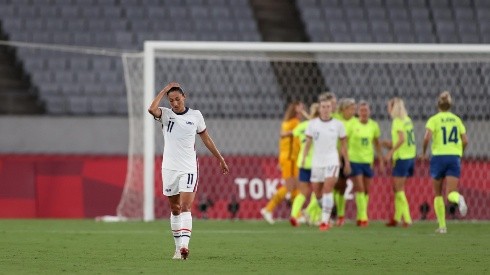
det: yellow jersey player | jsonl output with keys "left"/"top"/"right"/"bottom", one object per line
{"left": 289, "top": 103, "right": 320, "bottom": 227}
{"left": 347, "top": 101, "right": 383, "bottom": 227}
{"left": 383, "top": 97, "right": 416, "bottom": 227}
{"left": 333, "top": 98, "right": 356, "bottom": 226}
{"left": 422, "top": 91, "right": 468, "bottom": 234}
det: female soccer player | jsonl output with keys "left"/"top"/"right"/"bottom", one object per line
{"left": 148, "top": 82, "right": 229, "bottom": 260}
{"left": 302, "top": 98, "right": 350, "bottom": 231}
{"left": 422, "top": 91, "right": 468, "bottom": 234}
{"left": 260, "top": 101, "right": 305, "bottom": 224}
{"left": 289, "top": 103, "right": 320, "bottom": 226}
{"left": 333, "top": 98, "right": 356, "bottom": 226}
{"left": 383, "top": 97, "right": 416, "bottom": 227}
{"left": 347, "top": 101, "right": 383, "bottom": 227}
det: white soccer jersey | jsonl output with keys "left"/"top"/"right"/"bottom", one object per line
{"left": 305, "top": 117, "right": 346, "bottom": 168}
{"left": 157, "top": 107, "right": 206, "bottom": 173}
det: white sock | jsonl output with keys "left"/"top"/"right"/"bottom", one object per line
{"left": 321, "top": 193, "right": 334, "bottom": 223}
{"left": 170, "top": 213, "right": 181, "bottom": 250}
{"left": 180, "top": 212, "right": 192, "bottom": 248}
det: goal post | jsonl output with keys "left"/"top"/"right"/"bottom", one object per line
{"left": 120, "top": 42, "right": 490, "bottom": 222}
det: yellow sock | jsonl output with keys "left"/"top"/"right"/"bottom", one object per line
{"left": 364, "top": 194, "right": 369, "bottom": 220}
{"left": 399, "top": 191, "right": 412, "bottom": 224}
{"left": 447, "top": 191, "right": 459, "bottom": 204}
{"left": 434, "top": 196, "right": 446, "bottom": 229}
{"left": 265, "top": 186, "right": 288, "bottom": 212}
{"left": 337, "top": 194, "right": 346, "bottom": 218}
{"left": 306, "top": 194, "right": 322, "bottom": 222}
{"left": 333, "top": 190, "right": 340, "bottom": 213}
{"left": 394, "top": 192, "right": 403, "bottom": 222}
{"left": 306, "top": 193, "right": 318, "bottom": 215}
{"left": 291, "top": 193, "right": 306, "bottom": 218}
{"left": 355, "top": 192, "right": 365, "bottom": 221}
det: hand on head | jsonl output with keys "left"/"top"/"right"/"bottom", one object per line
{"left": 162, "top": 82, "right": 181, "bottom": 93}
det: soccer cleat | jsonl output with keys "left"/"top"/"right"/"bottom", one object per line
{"left": 356, "top": 220, "right": 361, "bottom": 226}
{"left": 260, "top": 208, "right": 275, "bottom": 225}
{"left": 289, "top": 217, "right": 299, "bottom": 227}
{"left": 335, "top": 216, "right": 345, "bottom": 227}
{"left": 172, "top": 250, "right": 182, "bottom": 260}
{"left": 435, "top": 227, "right": 447, "bottom": 234}
{"left": 385, "top": 219, "right": 398, "bottom": 227}
{"left": 180, "top": 247, "right": 189, "bottom": 260}
{"left": 458, "top": 196, "right": 468, "bottom": 217}
{"left": 359, "top": 220, "right": 369, "bottom": 227}
{"left": 319, "top": 222, "right": 330, "bottom": 231}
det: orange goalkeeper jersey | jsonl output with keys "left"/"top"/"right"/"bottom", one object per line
{"left": 279, "top": 118, "right": 300, "bottom": 161}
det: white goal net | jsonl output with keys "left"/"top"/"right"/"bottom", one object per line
{"left": 120, "top": 42, "right": 490, "bottom": 221}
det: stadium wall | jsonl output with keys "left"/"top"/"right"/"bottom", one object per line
{"left": 0, "top": 155, "right": 488, "bottom": 220}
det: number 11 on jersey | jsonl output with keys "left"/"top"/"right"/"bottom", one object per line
{"left": 167, "top": 121, "right": 175, "bottom": 132}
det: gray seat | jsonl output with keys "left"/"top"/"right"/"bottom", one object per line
{"left": 430, "top": 0, "right": 450, "bottom": 8}
{"left": 68, "top": 57, "right": 89, "bottom": 71}
{"left": 60, "top": 6, "right": 79, "bottom": 17}
{"left": 77, "top": 72, "right": 97, "bottom": 84}
{"left": 90, "top": 97, "right": 112, "bottom": 115}
{"left": 388, "top": 8, "right": 409, "bottom": 20}
{"left": 2, "top": 18, "right": 23, "bottom": 31}
{"left": 45, "top": 19, "right": 65, "bottom": 31}
{"left": 43, "top": 96, "right": 67, "bottom": 115}
{"left": 455, "top": 8, "right": 474, "bottom": 20}
{"left": 366, "top": 7, "right": 387, "bottom": 20}
{"left": 410, "top": 8, "right": 430, "bottom": 20}
{"left": 81, "top": 6, "right": 101, "bottom": 17}
{"left": 345, "top": 8, "right": 365, "bottom": 20}
{"left": 67, "top": 96, "right": 90, "bottom": 115}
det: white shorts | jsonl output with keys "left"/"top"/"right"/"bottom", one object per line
{"left": 162, "top": 168, "right": 198, "bottom": 197}
{"left": 310, "top": 165, "right": 340, "bottom": 183}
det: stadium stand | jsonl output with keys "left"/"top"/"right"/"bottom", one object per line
{"left": 0, "top": 0, "right": 488, "bottom": 118}
{"left": 0, "top": 0, "right": 263, "bottom": 115}
{"left": 297, "top": 0, "right": 489, "bottom": 119}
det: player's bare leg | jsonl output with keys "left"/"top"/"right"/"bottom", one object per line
{"left": 446, "top": 176, "right": 467, "bottom": 217}
{"left": 179, "top": 192, "right": 196, "bottom": 260}
{"left": 284, "top": 176, "right": 298, "bottom": 201}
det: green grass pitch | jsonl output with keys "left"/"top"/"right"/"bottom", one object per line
{"left": 1, "top": 219, "right": 489, "bottom": 274}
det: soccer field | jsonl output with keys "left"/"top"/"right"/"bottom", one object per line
{"left": 1, "top": 220, "right": 488, "bottom": 274}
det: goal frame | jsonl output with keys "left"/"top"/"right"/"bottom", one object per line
{"left": 142, "top": 42, "right": 490, "bottom": 221}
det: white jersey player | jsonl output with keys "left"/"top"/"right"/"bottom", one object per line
{"left": 301, "top": 98, "right": 351, "bottom": 231}
{"left": 148, "top": 82, "right": 229, "bottom": 260}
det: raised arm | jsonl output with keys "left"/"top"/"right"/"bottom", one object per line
{"left": 148, "top": 82, "right": 180, "bottom": 118}
{"left": 199, "top": 130, "right": 229, "bottom": 175}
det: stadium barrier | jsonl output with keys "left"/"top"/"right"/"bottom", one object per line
{"left": 1, "top": 155, "right": 488, "bottom": 220}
